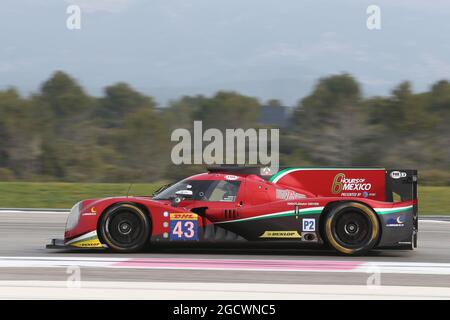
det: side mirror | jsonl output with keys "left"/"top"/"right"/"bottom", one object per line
{"left": 172, "top": 190, "right": 193, "bottom": 207}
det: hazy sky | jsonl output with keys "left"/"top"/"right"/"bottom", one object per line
{"left": 1, "top": 0, "right": 449, "bottom": 105}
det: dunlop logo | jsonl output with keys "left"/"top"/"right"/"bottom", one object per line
{"left": 260, "top": 231, "right": 301, "bottom": 238}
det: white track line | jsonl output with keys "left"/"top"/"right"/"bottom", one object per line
{"left": 0, "top": 281, "right": 449, "bottom": 299}
{"left": 420, "top": 220, "right": 450, "bottom": 224}
{"left": 0, "top": 210, "right": 69, "bottom": 214}
{"left": 3, "top": 257, "right": 450, "bottom": 275}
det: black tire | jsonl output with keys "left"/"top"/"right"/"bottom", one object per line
{"left": 324, "top": 202, "right": 380, "bottom": 256}
{"left": 99, "top": 204, "right": 151, "bottom": 252}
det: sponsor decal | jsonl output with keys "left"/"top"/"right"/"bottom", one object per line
{"left": 331, "top": 173, "right": 372, "bottom": 194}
{"left": 66, "top": 231, "right": 104, "bottom": 248}
{"left": 288, "top": 202, "right": 320, "bottom": 206}
{"left": 170, "top": 213, "right": 197, "bottom": 220}
{"left": 82, "top": 207, "right": 97, "bottom": 216}
{"left": 71, "top": 238, "right": 103, "bottom": 248}
{"left": 225, "top": 175, "right": 238, "bottom": 180}
{"left": 276, "top": 189, "right": 306, "bottom": 200}
{"left": 260, "top": 231, "right": 302, "bottom": 238}
{"left": 170, "top": 213, "right": 198, "bottom": 240}
{"left": 390, "top": 171, "right": 407, "bottom": 179}
{"left": 302, "top": 218, "right": 316, "bottom": 231}
{"left": 386, "top": 215, "right": 406, "bottom": 227}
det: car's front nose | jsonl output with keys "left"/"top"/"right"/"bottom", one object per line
{"left": 63, "top": 200, "right": 105, "bottom": 249}
{"left": 66, "top": 201, "right": 82, "bottom": 232}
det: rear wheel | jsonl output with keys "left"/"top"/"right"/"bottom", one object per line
{"left": 99, "top": 204, "right": 151, "bottom": 252}
{"left": 324, "top": 202, "right": 380, "bottom": 255}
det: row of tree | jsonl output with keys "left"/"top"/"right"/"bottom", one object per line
{"left": 0, "top": 71, "right": 448, "bottom": 185}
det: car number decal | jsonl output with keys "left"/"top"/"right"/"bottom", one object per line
{"left": 170, "top": 213, "right": 198, "bottom": 240}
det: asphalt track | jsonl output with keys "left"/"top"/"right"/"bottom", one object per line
{"left": 1, "top": 210, "right": 450, "bottom": 299}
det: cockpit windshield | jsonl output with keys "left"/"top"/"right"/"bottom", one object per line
{"left": 152, "top": 179, "right": 241, "bottom": 202}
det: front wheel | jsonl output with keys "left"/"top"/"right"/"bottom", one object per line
{"left": 324, "top": 202, "right": 380, "bottom": 256}
{"left": 99, "top": 204, "right": 151, "bottom": 252}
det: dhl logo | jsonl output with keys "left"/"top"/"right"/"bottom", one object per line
{"left": 170, "top": 213, "right": 198, "bottom": 220}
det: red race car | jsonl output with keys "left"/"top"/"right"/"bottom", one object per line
{"left": 48, "top": 166, "right": 418, "bottom": 255}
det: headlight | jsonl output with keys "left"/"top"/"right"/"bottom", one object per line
{"left": 66, "top": 201, "right": 82, "bottom": 231}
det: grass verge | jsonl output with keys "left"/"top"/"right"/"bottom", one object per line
{"left": 0, "top": 182, "right": 161, "bottom": 209}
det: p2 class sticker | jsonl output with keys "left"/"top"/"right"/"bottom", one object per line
{"left": 302, "top": 218, "right": 316, "bottom": 232}
{"left": 169, "top": 213, "right": 198, "bottom": 240}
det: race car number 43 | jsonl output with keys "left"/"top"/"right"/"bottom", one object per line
{"left": 170, "top": 213, "right": 198, "bottom": 240}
